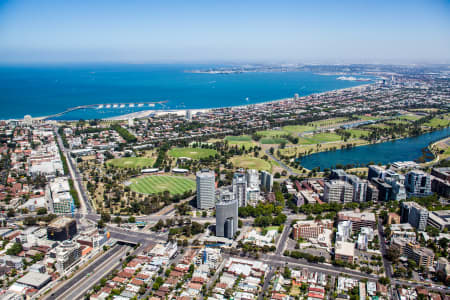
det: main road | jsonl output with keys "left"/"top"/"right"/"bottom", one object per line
{"left": 43, "top": 244, "right": 130, "bottom": 300}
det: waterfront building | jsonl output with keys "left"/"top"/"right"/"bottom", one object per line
{"left": 383, "top": 170, "right": 406, "bottom": 201}
{"left": 196, "top": 169, "right": 215, "bottom": 209}
{"left": 232, "top": 172, "right": 247, "bottom": 207}
{"left": 292, "top": 220, "right": 333, "bottom": 240}
{"left": 368, "top": 165, "right": 385, "bottom": 181}
{"left": 405, "top": 170, "right": 432, "bottom": 197}
{"left": 215, "top": 197, "right": 238, "bottom": 239}
{"left": 260, "top": 170, "right": 273, "bottom": 192}
{"left": 186, "top": 110, "right": 192, "bottom": 121}
{"left": 400, "top": 201, "right": 429, "bottom": 231}
{"left": 323, "top": 180, "right": 353, "bottom": 203}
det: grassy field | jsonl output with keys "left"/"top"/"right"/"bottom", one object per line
{"left": 168, "top": 147, "right": 217, "bottom": 159}
{"left": 107, "top": 157, "right": 154, "bottom": 169}
{"left": 307, "top": 117, "right": 349, "bottom": 127}
{"left": 230, "top": 156, "right": 272, "bottom": 171}
{"left": 345, "top": 129, "right": 370, "bottom": 138}
{"left": 424, "top": 117, "right": 450, "bottom": 128}
{"left": 385, "top": 119, "right": 411, "bottom": 125}
{"left": 260, "top": 137, "right": 289, "bottom": 144}
{"left": 130, "top": 176, "right": 196, "bottom": 195}
{"left": 256, "top": 129, "right": 289, "bottom": 137}
{"left": 225, "top": 135, "right": 252, "bottom": 142}
{"left": 282, "top": 125, "right": 315, "bottom": 133}
{"left": 399, "top": 114, "right": 422, "bottom": 121}
{"left": 224, "top": 135, "right": 256, "bottom": 148}
{"left": 297, "top": 132, "right": 342, "bottom": 145}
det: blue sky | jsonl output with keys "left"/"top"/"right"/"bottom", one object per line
{"left": 0, "top": 0, "right": 449, "bottom": 64}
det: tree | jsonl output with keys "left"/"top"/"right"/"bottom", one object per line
{"left": 7, "top": 209, "right": 15, "bottom": 218}
{"left": 113, "top": 216, "right": 122, "bottom": 225}
{"left": 36, "top": 207, "right": 47, "bottom": 215}
{"left": 128, "top": 216, "right": 136, "bottom": 223}
{"left": 378, "top": 277, "right": 390, "bottom": 285}
{"left": 101, "top": 212, "right": 111, "bottom": 223}
{"left": 438, "top": 237, "right": 448, "bottom": 250}
{"left": 6, "top": 243, "right": 23, "bottom": 256}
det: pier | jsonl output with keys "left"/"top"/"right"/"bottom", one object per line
{"left": 41, "top": 100, "right": 168, "bottom": 120}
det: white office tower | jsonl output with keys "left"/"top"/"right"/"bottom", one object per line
{"left": 128, "top": 118, "right": 134, "bottom": 127}
{"left": 246, "top": 169, "right": 259, "bottom": 188}
{"left": 216, "top": 196, "right": 238, "bottom": 239}
{"left": 233, "top": 173, "right": 247, "bottom": 207}
{"left": 260, "top": 170, "right": 273, "bottom": 192}
{"left": 336, "top": 220, "right": 352, "bottom": 242}
{"left": 196, "top": 169, "right": 215, "bottom": 209}
{"left": 186, "top": 110, "right": 192, "bottom": 121}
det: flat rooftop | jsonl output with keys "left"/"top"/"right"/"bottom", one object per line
{"left": 49, "top": 216, "right": 75, "bottom": 228}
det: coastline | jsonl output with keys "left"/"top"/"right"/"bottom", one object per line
{"left": 102, "top": 83, "right": 374, "bottom": 121}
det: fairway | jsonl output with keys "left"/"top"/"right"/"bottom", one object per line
{"left": 225, "top": 135, "right": 255, "bottom": 149}
{"left": 256, "top": 129, "right": 289, "bottom": 137}
{"left": 282, "top": 125, "right": 315, "bottom": 133}
{"left": 225, "top": 135, "right": 252, "bottom": 142}
{"left": 260, "top": 137, "right": 288, "bottom": 144}
{"left": 107, "top": 157, "right": 154, "bottom": 169}
{"left": 297, "top": 132, "right": 341, "bottom": 145}
{"left": 168, "top": 147, "right": 217, "bottom": 159}
{"left": 230, "top": 156, "right": 271, "bottom": 171}
{"left": 130, "top": 176, "right": 196, "bottom": 195}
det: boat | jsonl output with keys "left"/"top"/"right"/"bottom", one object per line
{"left": 119, "top": 104, "right": 125, "bottom": 108}
{"left": 148, "top": 103, "right": 155, "bottom": 107}
{"left": 129, "top": 104, "right": 135, "bottom": 107}
{"left": 106, "top": 104, "right": 111, "bottom": 108}
{"left": 98, "top": 104, "right": 104, "bottom": 109}
{"left": 138, "top": 103, "right": 144, "bottom": 107}
{"left": 113, "top": 104, "right": 118, "bottom": 108}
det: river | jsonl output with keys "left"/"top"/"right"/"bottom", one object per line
{"left": 299, "top": 127, "right": 450, "bottom": 170}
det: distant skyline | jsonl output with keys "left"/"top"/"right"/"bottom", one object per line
{"left": 0, "top": 0, "right": 449, "bottom": 64}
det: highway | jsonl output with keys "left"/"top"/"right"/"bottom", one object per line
{"left": 43, "top": 244, "right": 130, "bottom": 300}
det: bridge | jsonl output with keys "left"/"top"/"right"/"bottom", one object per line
{"left": 41, "top": 100, "right": 168, "bottom": 120}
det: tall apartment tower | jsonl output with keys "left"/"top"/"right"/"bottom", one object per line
{"left": 232, "top": 173, "right": 247, "bottom": 207}
{"left": 216, "top": 197, "right": 238, "bottom": 239}
{"left": 260, "top": 170, "right": 273, "bottom": 192}
{"left": 196, "top": 169, "right": 215, "bottom": 209}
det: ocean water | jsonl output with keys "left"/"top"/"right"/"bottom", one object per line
{"left": 0, "top": 64, "right": 368, "bottom": 120}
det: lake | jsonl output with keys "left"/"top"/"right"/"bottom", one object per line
{"left": 299, "top": 127, "right": 450, "bottom": 170}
